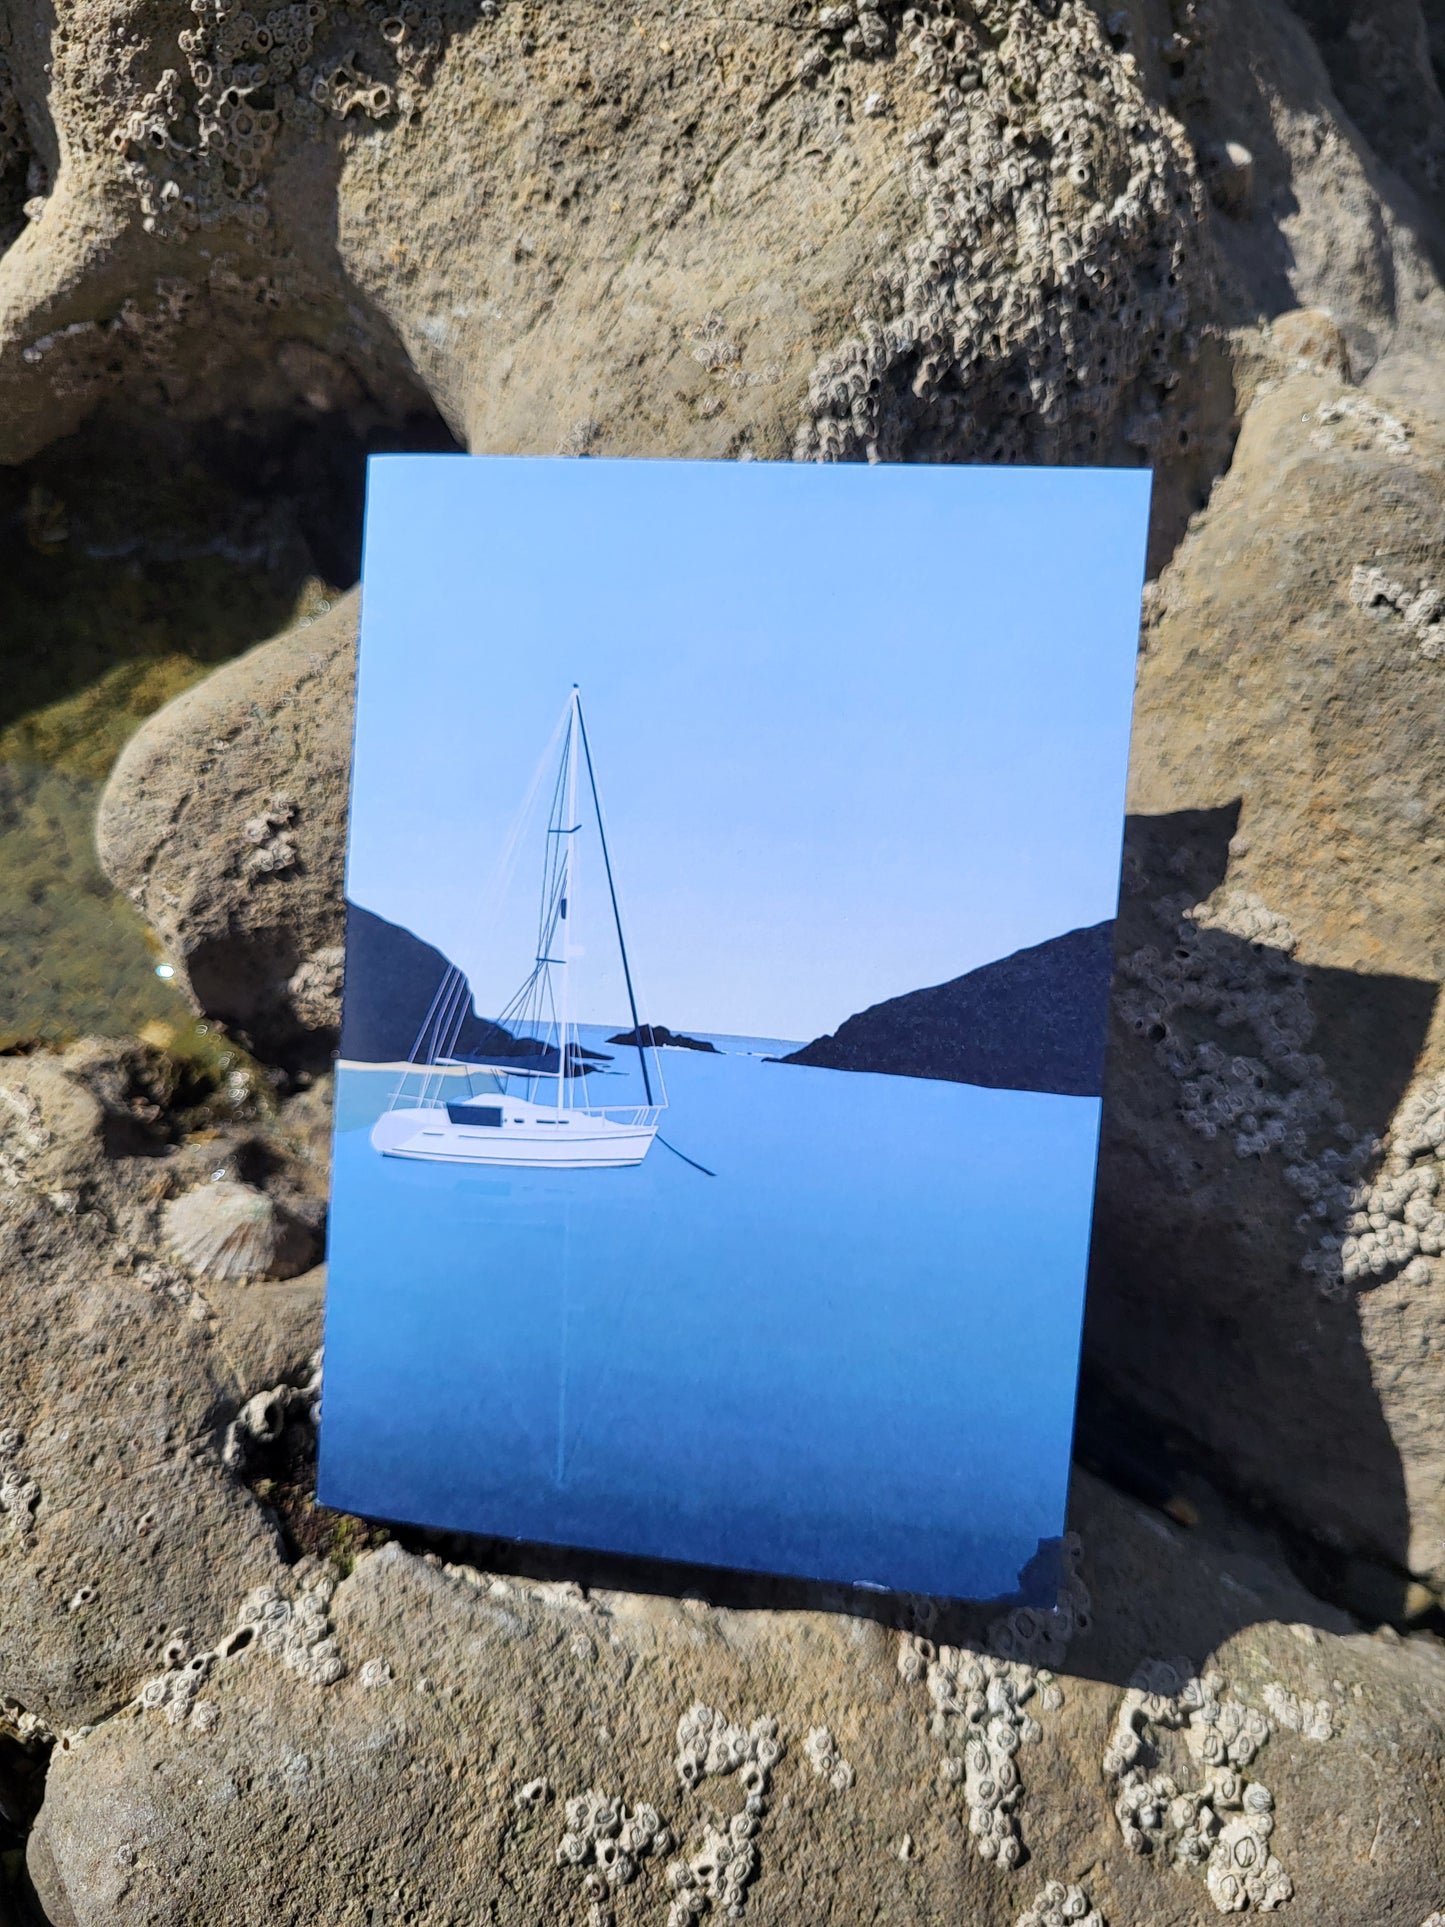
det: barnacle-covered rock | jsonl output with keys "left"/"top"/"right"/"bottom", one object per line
{"left": 27, "top": 1473, "right": 1445, "bottom": 1925}
{"left": 10, "top": 0, "right": 1445, "bottom": 1919}
{"left": 794, "top": 1, "right": 1207, "bottom": 475}
{"left": 1091, "top": 354, "right": 1445, "bottom": 1603}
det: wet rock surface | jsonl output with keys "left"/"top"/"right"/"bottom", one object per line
{"left": 4, "top": 0, "right": 1445, "bottom": 1919}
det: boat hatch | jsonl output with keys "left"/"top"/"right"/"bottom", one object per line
{"left": 446, "top": 1102, "right": 503, "bottom": 1127}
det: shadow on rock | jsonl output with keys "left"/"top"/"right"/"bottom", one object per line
{"left": 1085, "top": 803, "right": 1438, "bottom": 1633}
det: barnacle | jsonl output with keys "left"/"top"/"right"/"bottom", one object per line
{"left": 1312, "top": 396, "right": 1412, "bottom": 457}
{"left": 1116, "top": 882, "right": 1444, "bottom": 1299}
{"left": 1102, "top": 1661, "right": 1310, "bottom": 1911}
{"left": 103, "top": 0, "right": 446, "bottom": 241}
{"left": 222, "top": 1352, "right": 322, "bottom": 1470}
{"left": 554, "top": 1781, "right": 670, "bottom": 1916}
{"left": 0, "top": 1423, "right": 40, "bottom": 1542}
{"left": 661, "top": 1706, "right": 782, "bottom": 1914}
{"left": 803, "top": 1724, "right": 855, "bottom": 1790}
{"left": 1260, "top": 1682, "right": 1335, "bottom": 1742}
{"left": 1350, "top": 563, "right": 1444, "bottom": 657}
{"left": 896, "top": 1536, "right": 1088, "bottom": 1871}
{"left": 1015, "top": 1879, "right": 1106, "bottom": 1927}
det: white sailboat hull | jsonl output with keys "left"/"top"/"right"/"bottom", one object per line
{"left": 371, "top": 1104, "right": 657, "bottom": 1169}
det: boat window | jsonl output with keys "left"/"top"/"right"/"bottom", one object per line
{"left": 446, "top": 1101, "right": 502, "bottom": 1127}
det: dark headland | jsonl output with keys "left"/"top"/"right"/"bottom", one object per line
{"left": 339, "top": 903, "right": 517, "bottom": 1063}
{"left": 339, "top": 903, "right": 610, "bottom": 1069}
{"left": 778, "top": 921, "right": 1116, "bottom": 1097}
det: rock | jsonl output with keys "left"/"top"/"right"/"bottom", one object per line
{"left": 0, "top": 1040, "right": 325, "bottom": 1732}
{"left": 0, "top": 1054, "right": 106, "bottom": 1191}
{"left": 274, "top": 339, "right": 363, "bottom": 416}
{"left": 606, "top": 1026, "right": 719, "bottom": 1054}
{"left": 1285, "top": 0, "right": 1445, "bottom": 225}
{"left": 1270, "top": 310, "right": 1353, "bottom": 383}
{"left": 11, "top": 0, "right": 1445, "bottom": 1912}
{"left": 26, "top": 1467, "right": 1445, "bottom": 1925}
{"left": 781, "top": 924, "right": 1116, "bottom": 1097}
{"left": 95, "top": 596, "right": 357, "bottom": 1067}
{"left": 2, "top": 0, "right": 1441, "bottom": 566}
{"left": 1203, "top": 139, "right": 1256, "bottom": 217}
{"left": 1089, "top": 357, "right": 1445, "bottom": 1599}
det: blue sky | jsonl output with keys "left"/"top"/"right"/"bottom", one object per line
{"left": 347, "top": 456, "right": 1149, "bottom": 1043}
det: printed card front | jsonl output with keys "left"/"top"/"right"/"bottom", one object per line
{"left": 318, "top": 455, "right": 1149, "bottom": 1601}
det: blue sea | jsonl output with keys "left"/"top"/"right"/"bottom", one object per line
{"left": 317, "top": 1028, "right": 1101, "bottom": 1601}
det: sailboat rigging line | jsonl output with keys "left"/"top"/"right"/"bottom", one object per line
{"left": 430, "top": 964, "right": 471, "bottom": 1071}
{"left": 533, "top": 714, "right": 573, "bottom": 974}
{"left": 437, "top": 964, "right": 467, "bottom": 1044}
{"left": 370, "top": 686, "right": 665, "bottom": 1170}
{"left": 657, "top": 1136, "right": 716, "bottom": 1177}
{"left": 573, "top": 691, "right": 654, "bottom": 1108}
{"left": 484, "top": 701, "right": 569, "bottom": 944}
{"left": 391, "top": 962, "right": 455, "bottom": 1111}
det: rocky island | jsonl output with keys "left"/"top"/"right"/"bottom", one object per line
{"left": 607, "top": 1024, "right": 719, "bottom": 1053}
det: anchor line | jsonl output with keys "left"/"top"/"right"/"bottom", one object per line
{"left": 657, "top": 1135, "right": 716, "bottom": 1178}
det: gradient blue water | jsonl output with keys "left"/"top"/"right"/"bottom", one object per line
{"left": 318, "top": 1031, "right": 1101, "bottom": 1599}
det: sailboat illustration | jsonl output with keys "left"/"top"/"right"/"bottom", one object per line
{"left": 370, "top": 688, "right": 666, "bottom": 1168}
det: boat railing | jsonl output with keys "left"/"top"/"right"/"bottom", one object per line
{"left": 582, "top": 1105, "right": 665, "bottom": 1127}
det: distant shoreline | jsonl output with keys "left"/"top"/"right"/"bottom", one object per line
{"left": 335, "top": 1059, "right": 482, "bottom": 1075}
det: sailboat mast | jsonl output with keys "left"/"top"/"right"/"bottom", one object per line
{"left": 574, "top": 690, "right": 654, "bottom": 1107}
{"left": 557, "top": 691, "right": 581, "bottom": 1117}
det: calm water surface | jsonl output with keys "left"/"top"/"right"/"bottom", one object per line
{"left": 318, "top": 1028, "right": 1100, "bottom": 1599}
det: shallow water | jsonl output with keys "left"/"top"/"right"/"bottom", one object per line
{"left": 0, "top": 760, "right": 184, "bottom": 1045}
{"left": 319, "top": 1029, "right": 1101, "bottom": 1600}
